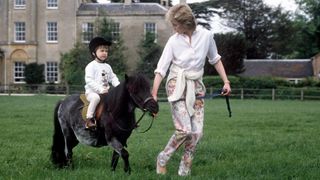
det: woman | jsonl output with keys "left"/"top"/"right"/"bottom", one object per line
{"left": 152, "top": 3, "right": 231, "bottom": 176}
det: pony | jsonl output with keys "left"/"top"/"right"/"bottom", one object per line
{"left": 50, "top": 74, "right": 159, "bottom": 173}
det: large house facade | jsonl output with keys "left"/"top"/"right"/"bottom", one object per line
{"left": 0, "top": 0, "right": 172, "bottom": 86}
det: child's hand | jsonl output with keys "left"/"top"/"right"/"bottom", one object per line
{"left": 100, "top": 87, "right": 109, "bottom": 94}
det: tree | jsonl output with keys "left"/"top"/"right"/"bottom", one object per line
{"left": 205, "top": 0, "right": 297, "bottom": 59}
{"left": 290, "top": 0, "right": 320, "bottom": 58}
{"left": 60, "top": 43, "right": 90, "bottom": 85}
{"left": 95, "top": 17, "right": 127, "bottom": 77}
{"left": 110, "top": 0, "right": 172, "bottom": 5}
{"left": 24, "top": 63, "right": 45, "bottom": 84}
{"left": 136, "top": 32, "right": 163, "bottom": 79}
{"left": 189, "top": 3, "right": 217, "bottom": 30}
{"left": 204, "top": 33, "right": 246, "bottom": 75}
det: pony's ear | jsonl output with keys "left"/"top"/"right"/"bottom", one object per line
{"left": 125, "top": 74, "right": 129, "bottom": 82}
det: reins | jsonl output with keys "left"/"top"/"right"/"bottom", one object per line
{"left": 111, "top": 95, "right": 155, "bottom": 133}
{"left": 132, "top": 96, "right": 156, "bottom": 133}
{"left": 134, "top": 110, "right": 155, "bottom": 133}
{"left": 198, "top": 89, "right": 232, "bottom": 118}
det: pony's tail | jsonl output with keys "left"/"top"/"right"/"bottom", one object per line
{"left": 50, "top": 100, "right": 67, "bottom": 168}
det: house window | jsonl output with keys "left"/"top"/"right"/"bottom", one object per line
{"left": 47, "top": 22, "right": 58, "bottom": 42}
{"left": 111, "top": 22, "right": 120, "bottom": 42}
{"left": 14, "top": 22, "right": 26, "bottom": 42}
{"left": 14, "top": 0, "right": 26, "bottom": 9}
{"left": 14, "top": 62, "right": 26, "bottom": 83}
{"left": 144, "top": 22, "right": 157, "bottom": 42}
{"left": 47, "top": 0, "right": 58, "bottom": 9}
{"left": 46, "top": 62, "right": 58, "bottom": 83}
{"left": 82, "top": 23, "right": 94, "bottom": 43}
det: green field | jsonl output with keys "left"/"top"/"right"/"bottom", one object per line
{"left": 0, "top": 95, "right": 319, "bottom": 179}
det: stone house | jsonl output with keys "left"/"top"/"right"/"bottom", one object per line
{"left": 0, "top": 0, "right": 172, "bottom": 86}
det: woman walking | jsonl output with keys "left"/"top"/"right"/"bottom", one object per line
{"left": 152, "top": 3, "right": 231, "bottom": 176}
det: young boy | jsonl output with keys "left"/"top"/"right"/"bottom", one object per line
{"left": 84, "top": 36, "right": 120, "bottom": 129}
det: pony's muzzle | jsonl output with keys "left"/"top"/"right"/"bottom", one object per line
{"left": 144, "top": 98, "right": 159, "bottom": 115}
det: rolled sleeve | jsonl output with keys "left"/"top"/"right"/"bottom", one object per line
{"left": 154, "top": 39, "right": 174, "bottom": 78}
{"left": 207, "top": 34, "right": 221, "bottom": 65}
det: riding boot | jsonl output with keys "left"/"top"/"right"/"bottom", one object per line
{"left": 85, "top": 118, "right": 96, "bottom": 130}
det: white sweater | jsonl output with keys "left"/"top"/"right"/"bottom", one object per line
{"left": 84, "top": 60, "right": 120, "bottom": 94}
{"left": 167, "top": 64, "right": 205, "bottom": 116}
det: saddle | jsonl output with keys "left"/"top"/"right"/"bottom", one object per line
{"left": 79, "top": 94, "right": 104, "bottom": 122}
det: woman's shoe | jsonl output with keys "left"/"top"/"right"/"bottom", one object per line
{"left": 156, "top": 159, "right": 167, "bottom": 175}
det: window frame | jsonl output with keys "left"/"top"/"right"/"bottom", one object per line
{"left": 111, "top": 22, "right": 120, "bottom": 42}
{"left": 47, "top": 22, "right": 58, "bottom": 43}
{"left": 144, "top": 22, "right": 157, "bottom": 42}
{"left": 14, "top": 61, "right": 26, "bottom": 83}
{"left": 82, "top": 22, "right": 94, "bottom": 43}
{"left": 46, "top": 61, "right": 59, "bottom": 83}
{"left": 47, "top": 0, "right": 58, "bottom": 9}
{"left": 14, "top": 0, "right": 26, "bottom": 9}
{"left": 14, "top": 22, "right": 26, "bottom": 43}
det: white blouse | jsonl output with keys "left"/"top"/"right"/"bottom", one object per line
{"left": 84, "top": 60, "right": 120, "bottom": 94}
{"left": 155, "top": 26, "right": 221, "bottom": 78}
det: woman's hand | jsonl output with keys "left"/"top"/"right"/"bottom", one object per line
{"left": 222, "top": 81, "right": 231, "bottom": 96}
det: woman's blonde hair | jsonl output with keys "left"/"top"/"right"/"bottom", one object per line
{"left": 166, "top": 3, "right": 197, "bottom": 31}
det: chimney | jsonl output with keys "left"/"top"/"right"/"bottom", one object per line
{"left": 124, "top": 0, "right": 131, "bottom": 5}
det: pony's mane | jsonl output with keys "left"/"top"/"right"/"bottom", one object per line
{"left": 102, "top": 73, "right": 150, "bottom": 118}
{"left": 126, "top": 73, "right": 150, "bottom": 93}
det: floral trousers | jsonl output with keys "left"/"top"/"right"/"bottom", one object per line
{"left": 157, "top": 78, "right": 205, "bottom": 176}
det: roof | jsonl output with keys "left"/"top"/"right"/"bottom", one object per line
{"left": 77, "top": 3, "right": 168, "bottom": 16}
{"left": 240, "top": 59, "right": 314, "bottom": 78}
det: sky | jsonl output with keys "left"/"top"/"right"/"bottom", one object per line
{"left": 97, "top": 0, "right": 298, "bottom": 11}
{"left": 97, "top": 0, "right": 298, "bottom": 33}
{"left": 171, "top": 0, "right": 298, "bottom": 11}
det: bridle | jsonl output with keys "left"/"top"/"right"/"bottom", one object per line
{"left": 129, "top": 94, "right": 156, "bottom": 133}
{"left": 112, "top": 93, "right": 156, "bottom": 133}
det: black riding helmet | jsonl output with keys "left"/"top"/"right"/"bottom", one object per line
{"left": 89, "top": 36, "right": 112, "bottom": 59}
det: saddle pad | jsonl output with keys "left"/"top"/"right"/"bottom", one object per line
{"left": 79, "top": 94, "right": 89, "bottom": 121}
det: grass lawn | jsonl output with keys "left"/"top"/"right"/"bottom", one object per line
{"left": 0, "top": 95, "right": 319, "bottom": 179}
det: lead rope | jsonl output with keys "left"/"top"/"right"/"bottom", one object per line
{"left": 225, "top": 95, "right": 232, "bottom": 118}
{"left": 162, "top": 89, "right": 232, "bottom": 118}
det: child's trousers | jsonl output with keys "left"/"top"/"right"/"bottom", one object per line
{"left": 85, "top": 92, "right": 100, "bottom": 119}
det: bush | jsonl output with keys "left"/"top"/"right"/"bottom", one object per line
{"left": 202, "top": 76, "right": 319, "bottom": 89}
{"left": 24, "top": 63, "right": 45, "bottom": 85}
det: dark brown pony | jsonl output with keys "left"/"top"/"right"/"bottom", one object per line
{"left": 50, "top": 74, "right": 158, "bottom": 173}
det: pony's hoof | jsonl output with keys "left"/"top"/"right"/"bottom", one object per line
{"left": 124, "top": 167, "right": 131, "bottom": 174}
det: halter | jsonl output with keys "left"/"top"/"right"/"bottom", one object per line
{"left": 129, "top": 94, "right": 156, "bottom": 133}
{"left": 111, "top": 93, "right": 155, "bottom": 133}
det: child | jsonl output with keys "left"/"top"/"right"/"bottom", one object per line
{"left": 84, "top": 36, "right": 120, "bottom": 129}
